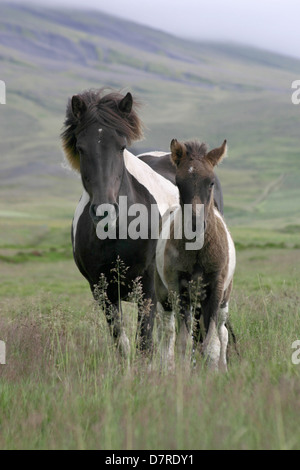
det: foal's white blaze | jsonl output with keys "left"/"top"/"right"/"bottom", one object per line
{"left": 124, "top": 150, "right": 179, "bottom": 216}
{"left": 214, "top": 208, "right": 236, "bottom": 289}
{"left": 188, "top": 166, "right": 194, "bottom": 174}
{"left": 72, "top": 189, "right": 90, "bottom": 250}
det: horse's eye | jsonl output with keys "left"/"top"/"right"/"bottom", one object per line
{"left": 210, "top": 181, "right": 215, "bottom": 188}
{"left": 121, "top": 146, "right": 126, "bottom": 152}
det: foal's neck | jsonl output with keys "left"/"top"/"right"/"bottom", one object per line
{"left": 203, "top": 201, "right": 219, "bottom": 243}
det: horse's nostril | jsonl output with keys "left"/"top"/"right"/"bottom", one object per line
{"left": 114, "top": 203, "right": 119, "bottom": 218}
{"left": 89, "top": 204, "right": 98, "bottom": 218}
{"left": 89, "top": 202, "right": 119, "bottom": 226}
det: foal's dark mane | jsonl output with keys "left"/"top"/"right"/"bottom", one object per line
{"left": 184, "top": 141, "right": 208, "bottom": 159}
{"left": 61, "top": 88, "right": 144, "bottom": 172}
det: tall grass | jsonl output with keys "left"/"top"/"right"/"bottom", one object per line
{"left": 1, "top": 250, "right": 300, "bottom": 449}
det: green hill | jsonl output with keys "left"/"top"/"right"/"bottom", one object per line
{"left": 0, "top": 2, "right": 299, "bottom": 240}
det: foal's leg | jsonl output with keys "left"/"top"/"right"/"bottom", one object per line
{"left": 202, "top": 287, "right": 224, "bottom": 371}
{"left": 217, "top": 302, "right": 229, "bottom": 372}
{"left": 203, "top": 318, "right": 221, "bottom": 370}
{"left": 218, "top": 281, "right": 233, "bottom": 371}
{"left": 157, "top": 302, "right": 176, "bottom": 372}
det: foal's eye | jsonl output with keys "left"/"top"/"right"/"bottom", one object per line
{"left": 210, "top": 181, "right": 215, "bottom": 188}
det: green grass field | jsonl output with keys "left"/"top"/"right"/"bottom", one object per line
{"left": 0, "top": 217, "right": 300, "bottom": 450}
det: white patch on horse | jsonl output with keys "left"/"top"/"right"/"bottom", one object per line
{"left": 137, "top": 151, "right": 169, "bottom": 158}
{"left": 124, "top": 149, "right": 179, "bottom": 216}
{"left": 218, "top": 302, "right": 229, "bottom": 371}
{"left": 188, "top": 166, "right": 194, "bottom": 174}
{"left": 157, "top": 302, "right": 176, "bottom": 371}
{"left": 72, "top": 189, "right": 90, "bottom": 251}
{"left": 156, "top": 210, "right": 174, "bottom": 290}
{"left": 214, "top": 208, "right": 236, "bottom": 290}
{"left": 203, "top": 319, "right": 221, "bottom": 370}
{"left": 98, "top": 128, "right": 103, "bottom": 143}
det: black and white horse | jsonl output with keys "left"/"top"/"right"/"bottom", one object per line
{"left": 61, "top": 88, "right": 225, "bottom": 358}
{"left": 61, "top": 89, "right": 179, "bottom": 356}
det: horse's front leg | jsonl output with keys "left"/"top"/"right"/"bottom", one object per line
{"left": 177, "top": 300, "right": 193, "bottom": 366}
{"left": 136, "top": 269, "right": 156, "bottom": 353}
{"left": 109, "top": 303, "right": 130, "bottom": 358}
{"left": 136, "top": 295, "right": 155, "bottom": 353}
{"left": 157, "top": 301, "right": 176, "bottom": 372}
{"left": 95, "top": 292, "right": 130, "bottom": 358}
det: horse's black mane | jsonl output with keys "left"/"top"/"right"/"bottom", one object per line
{"left": 61, "top": 88, "right": 144, "bottom": 171}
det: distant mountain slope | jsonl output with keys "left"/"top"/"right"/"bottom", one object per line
{"left": 0, "top": 3, "right": 299, "bottom": 228}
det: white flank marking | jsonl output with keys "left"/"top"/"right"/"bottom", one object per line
{"left": 72, "top": 189, "right": 90, "bottom": 251}
{"left": 137, "top": 151, "right": 169, "bottom": 158}
{"left": 214, "top": 208, "right": 236, "bottom": 290}
{"left": 72, "top": 152, "right": 179, "bottom": 250}
{"left": 124, "top": 150, "right": 179, "bottom": 216}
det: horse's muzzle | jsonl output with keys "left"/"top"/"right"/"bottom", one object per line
{"left": 89, "top": 202, "right": 119, "bottom": 227}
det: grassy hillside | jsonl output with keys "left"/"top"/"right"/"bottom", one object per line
{"left": 0, "top": 3, "right": 299, "bottom": 235}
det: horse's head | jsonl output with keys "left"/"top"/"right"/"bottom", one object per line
{"left": 170, "top": 138, "right": 227, "bottom": 230}
{"left": 61, "top": 89, "right": 143, "bottom": 227}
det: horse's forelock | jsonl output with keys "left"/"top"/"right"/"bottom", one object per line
{"left": 61, "top": 89, "right": 144, "bottom": 172}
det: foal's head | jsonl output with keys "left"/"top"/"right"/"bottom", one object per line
{"left": 170, "top": 139, "right": 227, "bottom": 227}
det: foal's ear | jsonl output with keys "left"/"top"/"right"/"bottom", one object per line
{"left": 118, "top": 92, "right": 133, "bottom": 114}
{"left": 206, "top": 140, "right": 227, "bottom": 166}
{"left": 71, "top": 95, "right": 87, "bottom": 120}
{"left": 170, "top": 139, "right": 186, "bottom": 166}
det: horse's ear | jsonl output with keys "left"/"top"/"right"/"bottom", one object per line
{"left": 206, "top": 140, "right": 227, "bottom": 166}
{"left": 170, "top": 139, "right": 186, "bottom": 166}
{"left": 119, "top": 92, "right": 133, "bottom": 114}
{"left": 71, "top": 95, "right": 87, "bottom": 120}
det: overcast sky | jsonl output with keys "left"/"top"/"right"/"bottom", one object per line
{"left": 10, "top": 0, "right": 300, "bottom": 59}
